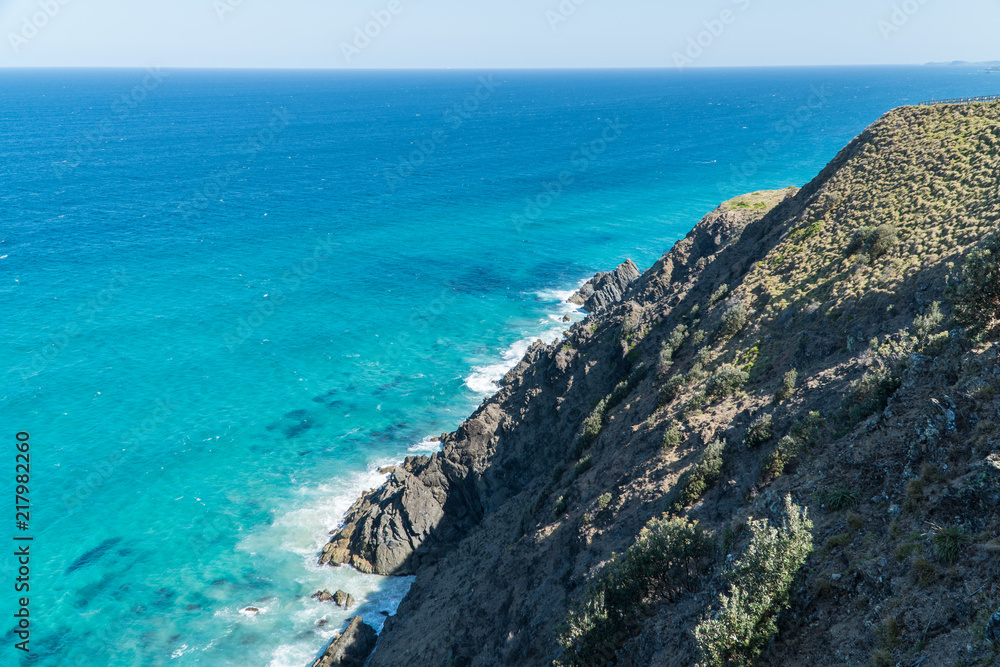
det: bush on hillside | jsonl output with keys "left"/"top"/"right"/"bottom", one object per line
{"left": 663, "top": 424, "right": 683, "bottom": 452}
{"left": 718, "top": 303, "right": 749, "bottom": 340}
{"left": 694, "top": 495, "right": 814, "bottom": 667}
{"left": 673, "top": 439, "right": 726, "bottom": 509}
{"left": 579, "top": 398, "right": 608, "bottom": 450}
{"left": 951, "top": 232, "right": 1000, "bottom": 336}
{"left": 706, "top": 365, "right": 749, "bottom": 399}
{"left": 657, "top": 374, "right": 687, "bottom": 408}
{"left": 744, "top": 414, "right": 774, "bottom": 449}
{"left": 775, "top": 368, "right": 799, "bottom": 403}
{"left": 709, "top": 284, "right": 730, "bottom": 307}
{"left": 763, "top": 435, "right": 800, "bottom": 480}
{"left": 846, "top": 224, "right": 899, "bottom": 261}
{"left": 557, "top": 516, "right": 712, "bottom": 666}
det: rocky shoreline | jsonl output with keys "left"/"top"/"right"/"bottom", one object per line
{"left": 306, "top": 190, "right": 784, "bottom": 663}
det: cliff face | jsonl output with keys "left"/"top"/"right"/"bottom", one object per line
{"left": 319, "top": 102, "right": 1000, "bottom": 666}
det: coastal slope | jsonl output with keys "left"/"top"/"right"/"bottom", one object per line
{"left": 320, "top": 102, "right": 1000, "bottom": 666}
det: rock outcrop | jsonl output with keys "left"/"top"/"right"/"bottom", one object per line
{"left": 569, "top": 258, "right": 641, "bottom": 313}
{"left": 311, "top": 589, "right": 355, "bottom": 609}
{"left": 311, "top": 616, "right": 377, "bottom": 667}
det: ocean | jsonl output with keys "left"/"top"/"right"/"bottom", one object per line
{"left": 1, "top": 65, "right": 996, "bottom": 666}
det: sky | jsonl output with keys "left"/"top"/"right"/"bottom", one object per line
{"left": 0, "top": 0, "right": 998, "bottom": 69}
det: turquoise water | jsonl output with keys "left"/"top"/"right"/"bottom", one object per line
{"left": 2, "top": 66, "right": 997, "bottom": 665}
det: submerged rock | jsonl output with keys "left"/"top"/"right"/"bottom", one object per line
{"left": 311, "top": 616, "right": 377, "bottom": 667}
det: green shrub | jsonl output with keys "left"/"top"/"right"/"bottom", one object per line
{"left": 553, "top": 494, "right": 567, "bottom": 517}
{"left": 933, "top": 525, "right": 970, "bottom": 564}
{"left": 673, "top": 439, "right": 726, "bottom": 509}
{"left": 574, "top": 455, "right": 594, "bottom": 477}
{"left": 669, "top": 324, "right": 688, "bottom": 348}
{"left": 843, "top": 337, "right": 912, "bottom": 425}
{"left": 658, "top": 343, "right": 675, "bottom": 377}
{"left": 824, "top": 486, "right": 859, "bottom": 511}
{"left": 718, "top": 303, "right": 749, "bottom": 340}
{"left": 910, "top": 557, "right": 936, "bottom": 586}
{"left": 790, "top": 411, "right": 825, "bottom": 444}
{"left": 846, "top": 224, "right": 899, "bottom": 261}
{"left": 913, "top": 301, "right": 944, "bottom": 342}
{"left": 687, "top": 361, "right": 706, "bottom": 384}
{"left": 846, "top": 225, "right": 875, "bottom": 256}
{"left": 658, "top": 375, "right": 686, "bottom": 408}
{"left": 709, "top": 284, "right": 730, "bottom": 307}
{"left": 706, "top": 365, "right": 749, "bottom": 399}
{"left": 763, "top": 436, "right": 800, "bottom": 479}
{"left": 775, "top": 368, "right": 799, "bottom": 403}
{"left": 951, "top": 232, "right": 1000, "bottom": 336}
{"left": 597, "top": 493, "right": 612, "bottom": 511}
{"left": 663, "top": 424, "right": 683, "bottom": 452}
{"left": 867, "top": 224, "right": 899, "bottom": 260}
{"left": 694, "top": 495, "right": 814, "bottom": 667}
{"left": 692, "top": 329, "right": 707, "bottom": 346}
{"left": 558, "top": 516, "right": 712, "bottom": 666}
{"left": 607, "top": 364, "right": 649, "bottom": 413}
{"left": 744, "top": 414, "right": 774, "bottom": 449}
{"left": 579, "top": 398, "right": 608, "bottom": 450}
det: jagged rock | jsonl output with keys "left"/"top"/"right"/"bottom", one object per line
{"left": 562, "top": 314, "right": 571, "bottom": 322}
{"left": 986, "top": 608, "right": 1000, "bottom": 647}
{"left": 320, "top": 458, "right": 453, "bottom": 575}
{"left": 311, "top": 616, "right": 377, "bottom": 667}
{"left": 569, "top": 259, "right": 641, "bottom": 313}
{"left": 334, "top": 590, "right": 355, "bottom": 609}
{"left": 378, "top": 466, "right": 395, "bottom": 475}
{"left": 312, "top": 589, "right": 334, "bottom": 603}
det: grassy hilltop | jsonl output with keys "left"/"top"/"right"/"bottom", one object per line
{"left": 320, "top": 102, "right": 1000, "bottom": 667}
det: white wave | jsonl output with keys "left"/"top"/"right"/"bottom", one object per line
{"left": 464, "top": 324, "right": 568, "bottom": 395}
{"left": 408, "top": 436, "right": 443, "bottom": 453}
{"left": 464, "top": 280, "right": 591, "bottom": 395}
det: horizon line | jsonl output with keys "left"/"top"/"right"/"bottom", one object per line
{"left": 0, "top": 62, "right": 994, "bottom": 72}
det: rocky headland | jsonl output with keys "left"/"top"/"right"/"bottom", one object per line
{"left": 313, "top": 102, "right": 1000, "bottom": 666}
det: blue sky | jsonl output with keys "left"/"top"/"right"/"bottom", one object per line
{"left": 1, "top": 0, "right": 998, "bottom": 68}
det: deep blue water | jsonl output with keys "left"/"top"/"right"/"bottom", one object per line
{"left": 1, "top": 66, "right": 997, "bottom": 665}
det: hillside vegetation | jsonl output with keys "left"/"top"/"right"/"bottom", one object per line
{"left": 320, "top": 102, "right": 1000, "bottom": 666}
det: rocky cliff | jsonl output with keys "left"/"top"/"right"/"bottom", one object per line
{"left": 316, "top": 102, "right": 1000, "bottom": 666}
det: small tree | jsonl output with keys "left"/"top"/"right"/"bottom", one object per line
{"left": 718, "top": 303, "right": 749, "bottom": 340}
{"left": 557, "top": 516, "right": 712, "bottom": 666}
{"left": 775, "top": 368, "right": 798, "bottom": 403}
{"left": 694, "top": 495, "right": 814, "bottom": 667}
{"left": 706, "top": 365, "right": 749, "bottom": 399}
{"left": 952, "top": 232, "right": 1000, "bottom": 336}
